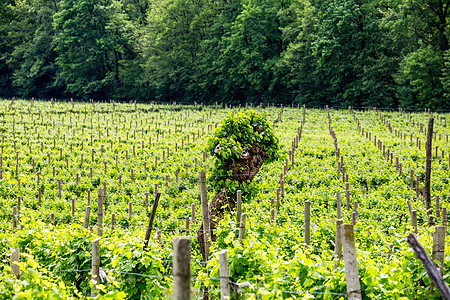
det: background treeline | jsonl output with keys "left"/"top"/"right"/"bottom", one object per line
{"left": 1, "top": 0, "right": 450, "bottom": 108}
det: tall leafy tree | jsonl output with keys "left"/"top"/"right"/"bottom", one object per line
{"left": 394, "top": 0, "right": 450, "bottom": 108}
{"left": 0, "top": 0, "right": 16, "bottom": 97}
{"left": 312, "top": 0, "right": 397, "bottom": 107}
{"left": 275, "top": 0, "right": 324, "bottom": 105}
{"left": 211, "top": 0, "right": 288, "bottom": 103}
{"left": 141, "top": 0, "right": 214, "bottom": 102}
{"left": 6, "top": 0, "right": 63, "bottom": 98}
{"left": 53, "top": 0, "right": 135, "bottom": 99}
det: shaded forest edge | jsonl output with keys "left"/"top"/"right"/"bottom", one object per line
{"left": 1, "top": 0, "right": 450, "bottom": 109}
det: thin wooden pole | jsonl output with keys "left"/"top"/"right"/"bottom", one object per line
{"left": 337, "top": 192, "right": 342, "bottom": 219}
{"left": 412, "top": 210, "right": 418, "bottom": 234}
{"left": 97, "top": 188, "right": 104, "bottom": 237}
{"left": 407, "top": 200, "right": 413, "bottom": 217}
{"left": 143, "top": 193, "right": 161, "bottom": 250}
{"left": 424, "top": 117, "right": 434, "bottom": 224}
{"left": 12, "top": 206, "right": 17, "bottom": 233}
{"left": 83, "top": 206, "right": 91, "bottom": 230}
{"left": 236, "top": 190, "right": 242, "bottom": 225}
{"left": 219, "top": 250, "right": 230, "bottom": 300}
{"left": 91, "top": 238, "right": 101, "bottom": 298}
{"left": 407, "top": 232, "right": 450, "bottom": 299}
{"left": 172, "top": 237, "right": 191, "bottom": 300}
{"left": 10, "top": 248, "right": 20, "bottom": 279}
{"left": 199, "top": 171, "right": 211, "bottom": 259}
{"left": 305, "top": 200, "right": 310, "bottom": 246}
{"left": 238, "top": 213, "right": 247, "bottom": 242}
{"left": 444, "top": 207, "right": 447, "bottom": 227}
{"left": 432, "top": 226, "right": 446, "bottom": 270}
{"left": 335, "top": 219, "right": 343, "bottom": 260}
{"left": 341, "top": 224, "right": 362, "bottom": 300}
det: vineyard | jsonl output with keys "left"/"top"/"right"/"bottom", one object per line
{"left": 0, "top": 99, "right": 450, "bottom": 299}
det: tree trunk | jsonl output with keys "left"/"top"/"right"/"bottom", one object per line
{"left": 197, "top": 144, "right": 268, "bottom": 261}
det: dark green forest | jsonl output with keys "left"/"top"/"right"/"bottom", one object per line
{"left": 1, "top": 0, "right": 450, "bottom": 108}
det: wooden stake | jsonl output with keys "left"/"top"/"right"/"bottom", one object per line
{"left": 436, "top": 196, "right": 440, "bottom": 218}
{"left": 276, "top": 188, "right": 280, "bottom": 212}
{"left": 199, "top": 171, "right": 211, "bottom": 259}
{"left": 82, "top": 206, "right": 90, "bottom": 230}
{"left": 10, "top": 248, "right": 20, "bottom": 279}
{"left": 238, "top": 213, "right": 247, "bottom": 242}
{"left": 172, "top": 237, "right": 191, "bottom": 300}
{"left": 337, "top": 192, "right": 342, "bottom": 219}
{"left": 91, "top": 238, "right": 101, "bottom": 298}
{"left": 335, "top": 219, "right": 343, "bottom": 260}
{"left": 12, "top": 206, "right": 17, "bottom": 233}
{"left": 412, "top": 210, "right": 418, "bottom": 234}
{"left": 219, "top": 250, "right": 230, "bottom": 300}
{"left": 341, "top": 224, "right": 362, "bottom": 300}
{"left": 444, "top": 207, "right": 447, "bottom": 227}
{"left": 305, "top": 200, "right": 310, "bottom": 246}
{"left": 236, "top": 190, "right": 242, "bottom": 225}
{"left": 407, "top": 200, "right": 413, "bottom": 216}
{"left": 144, "top": 193, "right": 161, "bottom": 250}
{"left": 97, "top": 188, "right": 104, "bottom": 237}
{"left": 432, "top": 226, "right": 446, "bottom": 270}
{"left": 407, "top": 232, "right": 450, "bottom": 299}
{"left": 424, "top": 117, "right": 434, "bottom": 224}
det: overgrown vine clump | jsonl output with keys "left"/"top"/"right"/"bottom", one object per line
{"left": 206, "top": 109, "right": 279, "bottom": 195}
{"left": 198, "top": 109, "right": 279, "bottom": 260}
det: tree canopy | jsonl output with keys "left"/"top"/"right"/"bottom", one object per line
{"left": 1, "top": 0, "right": 450, "bottom": 108}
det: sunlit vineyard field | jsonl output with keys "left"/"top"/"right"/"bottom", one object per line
{"left": 1, "top": 99, "right": 450, "bottom": 299}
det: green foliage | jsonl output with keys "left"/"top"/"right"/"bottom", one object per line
{"left": 398, "top": 45, "right": 446, "bottom": 109}
{"left": 53, "top": 0, "right": 136, "bottom": 99}
{"left": 0, "top": 102, "right": 450, "bottom": 298}
{"left": 206, "top": 109, "right": 279, "bottom": 194}
{"left": 2, "top": 0, "right": 450, "bottom": 108}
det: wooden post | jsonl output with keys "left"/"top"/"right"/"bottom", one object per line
{"left": 407, "top": 232, "right": 450, "bottom": 299}
{"left": 84, "top": 206, "right": 91, "bottom": 229}
{"left": 172, "top": 237, "right": 191, "bottom": 300}
{"left": 199, "top": 171, "right": 211, "bottom": 259}
{"left": 432, "top": 226, "right": 446, "bottom": 270}
{"left": 410, "top": 169, "right": 414, "bottom": 190}
{"left": 335, "top": 219, "right": 343, "bottom": 260}
{"left": 407, "top": 200, "right": 413, "bottom": 216}
{"left": 97, "top": 188, "right": 104, "bottom": 237}
{"left": 12, "top": 206, "right": 17, "bottom": 233}
{"left": 276, "top": 188, "right": 280, "bottom": 212}
{"left": 191, "top": 203, "right": 195, "bottom": 223}
{"left": 416, "top": 175, "right": 420, "bottom": 198}
{"left": 346, "top": 183, "right": 350, "bottom": 210}
{"left": 412, "top": 210, "right": 418, "bottom": 234}
{"left": 91, "top": 238, "right": 100, "bottom": 298}
{"left": 444, "top": 207, "right": 447, "bottom": 227}
{"left": 236, "top": 190, "right": 242, "bottom": 225}
{"left": 305, "top": 200, "right": 310, "bottom": 246}
{"left": 238, "top": 213, "right": 247, "bottom": 242}
{"left": 341, "top": 224, "right": 362, "bottom": 300}
{"left": 219, "top": 250, "right": 230, "bottom": 300}
{"left": 424, "top": 117, "right": 434, "bottom": 224}
{"left": 337, "top": 192, "right": 342, "bottom": 219}
{"left": 185, "top": 216, "right": 190, "bottom": 234}
{"left": 10, "top": 248, "right": 20, "bottom": 279}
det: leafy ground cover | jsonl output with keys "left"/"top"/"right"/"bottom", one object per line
{"left": 0, "top": 100, "right": 449, "bottom": 299}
